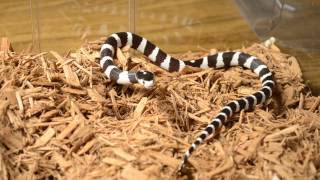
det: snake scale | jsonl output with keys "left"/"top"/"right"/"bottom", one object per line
{"left": 100, "top": 32, "right": 274, "bottom": 171}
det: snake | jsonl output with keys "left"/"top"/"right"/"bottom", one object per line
{"left": 100, "top": 32, "right": 274, "bottom": 171}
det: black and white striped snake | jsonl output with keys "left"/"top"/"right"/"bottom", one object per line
{"left": 100, "top": 32, "right": 274, "bottom": 171}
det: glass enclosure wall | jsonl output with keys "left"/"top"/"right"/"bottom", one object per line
{"left": 1, "top": 0, "right": 130, "bottom": 52}
{"left": 0, "top": 1, "right": 34, "bottom": 51}
{"left": 0, "top": 0, "right": 256, "bottom": 53}
{"left": 135, "top": 0, "right": 257, "bottom": 53}
{"left": 235, "top": 0, "right": 320, "bottom": 94}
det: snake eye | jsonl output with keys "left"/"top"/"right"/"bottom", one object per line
{"left": 136, "top": 70, "right": 154, "bottom": 81}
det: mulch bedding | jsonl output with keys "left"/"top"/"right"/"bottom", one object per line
{"left": 0, "top": 37, "right": 319, "bottom": 180}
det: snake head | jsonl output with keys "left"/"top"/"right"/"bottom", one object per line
{"left": 136, "top": 70, "right": 155, "bottom": 89}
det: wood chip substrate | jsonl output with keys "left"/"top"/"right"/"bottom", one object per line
{"left": 0, "top": 37, "right": 319, "bottom": 179}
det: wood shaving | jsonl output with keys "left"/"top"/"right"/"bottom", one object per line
{"left": 0, "top": 38, "right": 319, "bottom": 179}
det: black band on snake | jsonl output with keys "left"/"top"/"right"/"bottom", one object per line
{"left": 100, "top": 32, "right": 274, "bottom": 171}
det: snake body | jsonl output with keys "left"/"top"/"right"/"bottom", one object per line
{"left": 100, "top": 32, "right": 274, "bottom": 170}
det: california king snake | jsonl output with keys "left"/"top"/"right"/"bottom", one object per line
{"left": 100, "top": 32, "right": 274, "bottom": 171}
